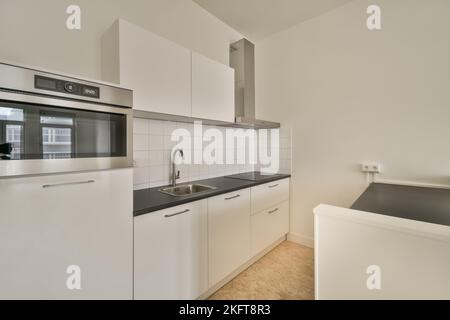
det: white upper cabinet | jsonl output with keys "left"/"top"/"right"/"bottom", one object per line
{"left": 102, "top": 19, "right": 235, "bottom": 122}
{"left": 102, "top": 19, "right": 191, "bottom": 116}
{"left": 192, "top": 52, "right": 235, "bottom": 122}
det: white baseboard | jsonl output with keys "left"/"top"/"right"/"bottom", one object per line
{"left": 287, "top": 232, "right": 314, "bottom": 248}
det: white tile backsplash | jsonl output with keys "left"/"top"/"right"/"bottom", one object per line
{"left": 149, "top": 165, "right": 170, "bottom": 183}
{"left": 148, "top": 119, "right": 164, "bottom": 135}
{"left": 148, "top": 135, "right": 164, "bottom": 150}
{"left": 132, "top": 118, "right": 292, "bottom": 190}
{"left": 133, "top": 118, "right": 149, "bottom": 135}
{"left": 133, "top": 150, "right": 150, "bottom": 168}
{"left": 133, "top": 167, "right": 150, "bottom": 186}
{"left": 254, "top": 127, "right": 292, "bottom": 175}
{"left": 133, "top": 134, "right": 149, "bottom": 151}
{"left": 148, "top": 150, "right": 165, "bottom": 166}
{"left": 278, "top": 127, "right": 292, "bottom": 174}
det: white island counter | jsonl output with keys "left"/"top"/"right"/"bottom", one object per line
{"left": 314, "top": 183, "right": 450, "bottom": 300}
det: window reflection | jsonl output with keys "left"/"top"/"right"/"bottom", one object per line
{"left": 0, "top": 101, "right": 126, "bottom": 160}
{"left": 0, "top": 107, "right": 24, "bottom": 121}
{"left": 41, "top": 113, "right": 74, "bottom": 159}
{"left": 1, "top": 106, "right": 24, "bottom": 159}
{"left": 6, "top": 124, "right": 22, "bottom": 160}
{"left": 40, "top": 115, "right": 74, "bottom": 126}
{"left": 42, "top": 127, "right": 72, "bottom": 159}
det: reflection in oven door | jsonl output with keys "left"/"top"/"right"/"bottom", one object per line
{"left": 0, "top": 101, "right": 127, "bottom": 161}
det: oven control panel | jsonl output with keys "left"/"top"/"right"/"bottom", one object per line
{"left": 35, "top": 75, "right": 100, "bottom": 99}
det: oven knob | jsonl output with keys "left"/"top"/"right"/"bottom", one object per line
{"left": 64, "top": 83, "right": 76, "bottom": 93}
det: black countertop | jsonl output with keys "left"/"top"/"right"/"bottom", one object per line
{"left": 134, "top": 173, "right": 291, "bottom": 217}
{"left": 351, "top": 183, "right": 450, "bottom": 227}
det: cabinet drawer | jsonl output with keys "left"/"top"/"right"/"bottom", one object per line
{"left": 251, "top": 178, "right": 289, "bottom": 214}
{"left": 251, "top": 201, "right": 289, "bottom": 256}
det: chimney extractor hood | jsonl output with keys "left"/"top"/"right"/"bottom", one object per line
{"left": 230, "top": 39, "right": 280, "bottom": 129}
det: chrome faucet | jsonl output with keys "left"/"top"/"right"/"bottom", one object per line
{"left": 171, "top": 149, "right": 184, "bottom": 187}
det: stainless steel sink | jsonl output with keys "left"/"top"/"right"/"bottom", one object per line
{"left": 158, "top": 184, "right": 216, "bottom": 197}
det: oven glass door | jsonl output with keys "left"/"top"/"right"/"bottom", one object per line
{"left": 0, "top": 100, "right": 126, "bottom": 161}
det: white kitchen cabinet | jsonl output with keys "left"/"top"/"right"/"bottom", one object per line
{"left": 208, "top": 189, "right": 251, "bottom": 287}
{"left": 192, "top": 51, "right": 235, "bottom": 122}
{"left": 0, "top": 169, "right": 133, "bottom": 299}
{"left": 102, "top": 19, "right": 235, "bottom": 122}
{"left": 102, "top": 19, "right": 191, "bottom": 116}
{"left": 250, "top": 178, "right": 290, "bottom": 255}
{"left": 251, "top": 201, "right": 290, "bottom": 256}
{"left": 315, "top": 204, "right": 450, "bottom": 299}
{"left": 134, "top": 200, "right": 208, "bottom": 300}
{"left": 251, "top": 178, "right": 290, "bottom": 214}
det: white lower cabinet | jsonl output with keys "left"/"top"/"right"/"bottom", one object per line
{"left": 251, "top": 201, "right": 290, "bottom": 256}
{"left": 0, "top": 169, "right": 133, "bottom": 300}
{"left": 133, "top": 179, "right": 290, "bottom": 299}
{"left": 251, "top": 178, "right": 290, "bottom": 214}
{"left": 134, "top": 200, "right": 208, "bottom": 300}
{"left": 208, "top": 189, "right": 251, "bottom": 287}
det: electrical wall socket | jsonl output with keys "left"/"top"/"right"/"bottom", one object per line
{"left": 361, "top": 163, "right": 381, "bottom": 173}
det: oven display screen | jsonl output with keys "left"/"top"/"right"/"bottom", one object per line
{"left": 35, "top": 76, "right": 57, "bottom": 90}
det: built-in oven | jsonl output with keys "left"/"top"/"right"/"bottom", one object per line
{"left": 0, "top": 63, "right": 133, "bottom": 177}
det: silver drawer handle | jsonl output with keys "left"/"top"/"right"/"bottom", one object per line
{"left": 225, "top": 194, "right": 241, "bottom": 201}
{"left": 268, "top": 184, "right": 279, "bottom": 188}
{"left": 268, "top": 208, "right": 279, "bottom": 214}
{"left": 164, "top": 209, "right": 190, "bottom": 218}
{"left": 42, "top": 180, "right": 95, "bottom": 189}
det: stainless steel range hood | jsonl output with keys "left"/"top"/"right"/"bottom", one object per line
{"left": 230, "top": 39, "right": 280, "bottom": 129}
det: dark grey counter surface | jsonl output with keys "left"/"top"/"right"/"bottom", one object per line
{"left": 351, "top": 183, "right": 450, "bottom": 227}
{"left": 134, "top": 173, "right": 291, "bottom": 217}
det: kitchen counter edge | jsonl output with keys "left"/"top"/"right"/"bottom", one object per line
{"left": 133, "top": 174, "right": 291, "bottom": 217}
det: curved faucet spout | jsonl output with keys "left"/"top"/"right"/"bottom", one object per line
{"left": 171, "top": 149, "right": 184, "bottom": 187}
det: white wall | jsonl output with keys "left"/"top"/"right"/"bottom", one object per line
{"left": 0, "top": 0, "right": 242, "bottom": 80}
{"left": 256, "top": 0, "right": 450, "bottom": 246}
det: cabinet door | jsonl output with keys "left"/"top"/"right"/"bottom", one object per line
{"left": 134, "top": 200, "right": 208, "bottom": 300}
{"left": 192, "top": 51, "right": 235, "bottom": 122}
{"left": 0, "top": 169, "right": 133, "bottom": 299}
{"left": 208, "top": 189, "right": 251, "bottom": 287}
{"left": 119, "top": 20, "right": 191, "bottom": 116}
{"left": 251, "top": 201, "right": 289, "bottom": 256}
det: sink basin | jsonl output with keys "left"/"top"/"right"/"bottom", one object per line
{"left": 159, "top": 184, "right": 216, "bottom": 197}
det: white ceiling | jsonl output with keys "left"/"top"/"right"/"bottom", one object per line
{"left": 193, "top": 0, "right": 354, "bottom": 41}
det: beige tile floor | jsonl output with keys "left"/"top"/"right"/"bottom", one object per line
{"left": 208, "top": 241, "right": 314, "bottom": 300}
